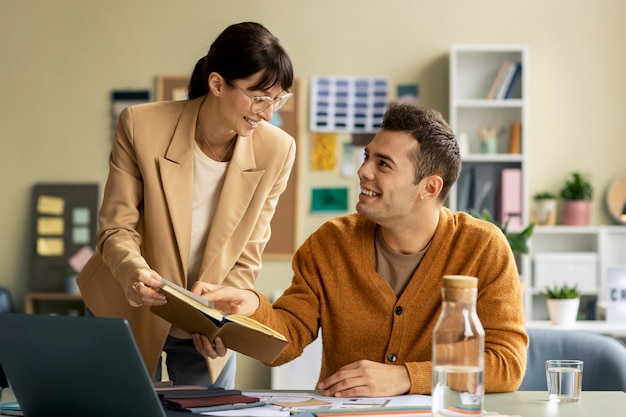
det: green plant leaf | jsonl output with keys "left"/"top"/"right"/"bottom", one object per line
{"left": 560, "top": 172, "right": 593, "bottom": 201}
{"left": 468, "top": 208, "right": 534, "bottom": 255}
{"left": 540, "top": 283, "right": 581, "bottom": 299}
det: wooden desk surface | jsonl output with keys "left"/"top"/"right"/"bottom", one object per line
{"left": 3, "top": 388, "right": 626, "bottom": 416}
{"left": 486, "top": 390, "right": 626, "bottom": 416}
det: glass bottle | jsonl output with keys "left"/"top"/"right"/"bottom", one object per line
{"left": 432, "top": 275, "right": 485, "bottom": 416}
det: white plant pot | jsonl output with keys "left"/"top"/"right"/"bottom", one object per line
{"left": 547, "top": 298, "right": 580, "bottom": 327}
{"left": 532, "top": 199, "right": 557, "bottom": 226}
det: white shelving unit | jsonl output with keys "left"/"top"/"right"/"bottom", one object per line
{"left": 448, "top": 44, "right": 530, "bottom": 285}
{"left": 528, "top": 226, "right": 626, "bottom": 321}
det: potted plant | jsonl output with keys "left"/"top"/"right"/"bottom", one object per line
{"left": 532, "top": 191, "right": 557, "bottom": 226}
{"left": 469, "top": 209, "right": 535, "bottom": 255}
{"left": 541, "top": 283, "right": 581, "bottom": 326}
{"left": 478, "top": 124, "right": 501, "bottom": 154}
{"left": 560, "top": 172, "right": 593, "bottom": 225}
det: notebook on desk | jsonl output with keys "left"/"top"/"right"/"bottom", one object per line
{"left": 0, "top": 313, "right": 195, "bottom": 417}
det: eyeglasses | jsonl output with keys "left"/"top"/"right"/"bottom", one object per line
{"left": 232, "top": 83, "right": 293, "bottom": 114}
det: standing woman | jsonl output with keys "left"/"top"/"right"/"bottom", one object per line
{"left": 77, "top": 22, "right": 295, "bottom": 389}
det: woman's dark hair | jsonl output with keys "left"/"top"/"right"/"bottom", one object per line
{"left": 381, "top": 103, "right": 461, "bottom": 201}
{"left": 188, "top": 22, "right": 294, "bottom": 99}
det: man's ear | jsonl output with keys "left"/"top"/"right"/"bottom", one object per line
{"left": 421, "top": 175, "right": 444, "bottom": 200}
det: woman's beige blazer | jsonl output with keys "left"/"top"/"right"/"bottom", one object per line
{"left": 78, "top": 97, "right": 295, "bottom": 380}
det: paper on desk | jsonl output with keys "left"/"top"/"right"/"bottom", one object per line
{"left": 203, "top": 391, "right": 431, "bottom": 416}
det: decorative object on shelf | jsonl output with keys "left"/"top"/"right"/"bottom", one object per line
{"left": 469, "top": 208, "right": 535, "bottom": 255}
{"left": 560, "top": 172, "right": 593, "bottom": 226}
{"left": 63, "top": 268, "right": 80, "bottom": 294}
{"left": 605, "top": 174, "right": 626, "bottom": 225}
{"left": 541, "top": 283, "right": 581, "bottom": 326}
{"left": 532, "top": 192, "right": 557, "bottom": 226}
{"left": 478, "top": 124, "right": 501, "bottom": 154}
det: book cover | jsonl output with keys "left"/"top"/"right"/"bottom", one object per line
{"left": 486, "top": 60, "right": 511, "bottom": 99}
{"left": 496, "top": 62, "right": 518, "bottom": 99}
{"left": 501, "top": 168, "right": 522, "bottom": 227}
{"left": 456, "top": 167, "right": 474, "bottom": 213}
{"left": 472, "top": 164, "right": 498, "bottom": 218}
{"left": 504, "top": 63, "right": 522, "bottom": 99}
{"left": 150, "top": 278, "right": 288, "bottom": 363}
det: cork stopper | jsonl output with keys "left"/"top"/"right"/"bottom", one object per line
{"left": 442, "top": 275, "right": 478, "bottom": 303}
{"left": 443, "top": 275, "right": 478, "bottom": 289}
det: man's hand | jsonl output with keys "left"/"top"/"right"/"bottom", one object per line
{"left": 317, "top": 360, "right": 411, "bottom": 397}
{"left": 190, "top": 282, "right": 260, "bottom": 316}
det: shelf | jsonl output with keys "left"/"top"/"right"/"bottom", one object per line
{"left": 461, "top": 154, "right": 523, "bottom": 163}
{"left": 24, "top": 292, "right": 85, "bottom": 315}
{"left": 534, "top": 225, "right": 602, "bottom": 234}
{"left": 450, "top": 44, "right": 531, "bottom": 319}
{"left": 449, "top": 43, "right": 528, "bottom": 226}
{"left": 453, "top": 99, "right": 524, "bottom": 108}
{"left": 526, "top": 320, "right": 626, "bottom": 338}
{"left": 528, "top": 226, "right": 626, "bottom": 320}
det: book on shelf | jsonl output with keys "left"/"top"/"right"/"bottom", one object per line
{"left": 501, "top": 168, "right": 522, "bottom": 228}
{"left": 495, "top": 62, "right": 519, "bottom": 99}
{"left": 504, "top": 63, "right": 522, "bottom": 99}
{"left": 486, "top": 60, "right": 512, "bottom": 99}
{"left": 150, "top": 278, "right": 288, "bottom": 363}
{"left": 508, "top": 122, "right": 522, "bottom": 154}
{"left": 472, "top": 164, "right": 498, "bottom": 218}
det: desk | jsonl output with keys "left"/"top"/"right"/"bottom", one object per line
{"left": 486, "top": 390, "right": 626, "bottom": 416}
{"left": 2, "top": 388, "right": 626, "bottom": 416}
{"left": 526, "top": 320, "right": 626, "bottom": 338}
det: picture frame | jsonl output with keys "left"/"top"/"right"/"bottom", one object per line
{"left": 156, "top": 74, "right": 190, "bottom": 101}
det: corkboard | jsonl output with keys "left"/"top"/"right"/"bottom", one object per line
{"left": 264, "top": 80, "right": 299, "bottom": 257}
{"left": 30, "top": 183, "right": 99, "bottom": 291}
{"left": 156, "top": 74, "right": 190, "bottom": 101}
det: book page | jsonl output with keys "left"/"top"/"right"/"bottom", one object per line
{"left": 159, "top": 283, "right": 224, "bottom": 322}
{"left": 160, "top": 277, "right": 214, "bottom": 308}
{"left": 228, "top": 315, "right": 287, "bottom": 341}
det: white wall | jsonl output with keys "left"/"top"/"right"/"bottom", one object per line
{"left": 2, "top": 0, "right": 626, "bottom": 389}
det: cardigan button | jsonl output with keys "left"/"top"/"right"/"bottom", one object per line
{"left": 394, "top": 306, "right": 403, "bottom": 315}
{"left": 387, "top": 353, "right": 397, "bottom": 362}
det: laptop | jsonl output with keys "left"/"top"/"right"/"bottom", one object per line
{"left": 0, "top": 313, "right": 193, "bottom": 417}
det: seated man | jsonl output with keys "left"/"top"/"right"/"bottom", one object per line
{"left": 192, "top": 103, "right": 528, "bottom": 397}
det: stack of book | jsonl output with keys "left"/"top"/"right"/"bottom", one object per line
{"left": 486, "top": 60, "right": 522, "bottom": 99}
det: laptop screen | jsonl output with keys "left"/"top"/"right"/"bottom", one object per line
{"left": 0, "top": 314, "right": 177, "bottom": 417}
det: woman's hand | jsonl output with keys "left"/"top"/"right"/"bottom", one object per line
{"left": 126, "top": 268, "right": 167, "bottom": 307}
{"left": 191, "top": 282, "right": 260, "bottom": 317}
{"left": 192, "top": 334, "right": 228, "bottom": 359}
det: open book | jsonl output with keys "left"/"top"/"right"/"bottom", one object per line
{"left": 150, "top": 278, "right": 288, "bottom": 363}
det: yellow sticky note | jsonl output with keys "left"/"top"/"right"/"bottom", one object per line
{"left": 312, "top": 133, "right": 337, "bottom": 171}
{"left": 37, "top": 196, "right": 65, "bottom": 215}
{"left": 37, "top": 217, "right": 64, "bottom": 235}
{"left": 37, "top": 237, "right": 64, "bottom": 256}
